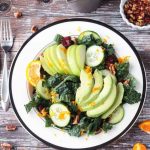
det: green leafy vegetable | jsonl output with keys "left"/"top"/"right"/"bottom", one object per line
{"left": 45, "top": 116, "right": 53, "bottom": 127}
{"left": 68, "top": 125, "right": 81, "bottom": 137}
{"left": 87, "top": 117, "right": 102, "bottom": 135}
{"left": 24, "top": 100, "right": 37, "bottom": 113}
{"left": 123, "top": 85, "right": 141, "bottom": 104}
{"left": 116, "top": 62, "right": 129, "bottom": 81}
{"left": 93, "top": 61, "right": 106, "bottom": 71}
{"left": 78, "top": 34, "right": 102, "bottom": 47}
{"left": 102, "top": 43, "right": 115, "bottom": 56}
{"left": 54, "top": 34, "right": 63, "bottom": 44}
{"left": 102, "top": 122, "right": 112, "bottom": 132}
{"left": 125, "top": 74, "right": 136, "bottom": 88}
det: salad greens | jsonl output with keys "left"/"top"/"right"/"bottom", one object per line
{"left": 25, "top": 30, "right": 141, "bottom": 137}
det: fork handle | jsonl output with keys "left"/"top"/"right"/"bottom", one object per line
{"left": 1, "top": 53, "right": 10, "bottom": 111}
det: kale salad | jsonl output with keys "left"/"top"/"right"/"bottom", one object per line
{"left": 25, "top": 31, "right": 141, "bottom": 137}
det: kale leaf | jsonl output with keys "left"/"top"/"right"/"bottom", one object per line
{"left": 116, "top": 62, "right": 129, "bottom": 81}
{"left": 54, "top": 34, "right": 64, "bottom": 44}
{"left": 87, "top": 117, "right": 102, "bottom": 135}
{"left": 92, "top": 61, "right": 106, "bottom": 71}
{"left": 102, "top": 122, "right": 113, "bottom": 132}
{"left": 24, "top": 100, "right": 37, "bottom": 113}
{"left": 78, "top": 34, "right": 102, "bottom": 47}
{"left": 125, "top": 74, "right": 137, "bottom": 88}
{"left": 102, "top": 43, "right": 115, "bottom": 56}
{"left": 45, "top": 116, "right": 53, "bottom": 127}
{"left": 123, "top": 85, "right": 141, "bottom": 104}
{"left": 67, "top": 125, "right": 81, "bottom": 137}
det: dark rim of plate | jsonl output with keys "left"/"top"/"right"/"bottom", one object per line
{"left": 9, "top": 18, "right": 147, "bottom": 150}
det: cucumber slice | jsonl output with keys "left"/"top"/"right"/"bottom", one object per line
{"left": 109, "top": 105, "right": 124, "bottom": 124}
{"left": 86, "top": 45, "right": 104, "bottom": 67}
{"left": 49, "top": 103, "right": 71, "bottom": 127}
{"left": 36, "top": 79, "right": 51, "bottom": 100}
{"left": 78, "top": 31, "right": 102, "bottom": 44}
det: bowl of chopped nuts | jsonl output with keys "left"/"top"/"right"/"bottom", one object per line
{"left": 120, "top": 0, "right": 150, "bottom": 30}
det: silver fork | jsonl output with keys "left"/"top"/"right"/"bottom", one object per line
{"left": 0, "top": 19, "right": 13, "bottom": 111}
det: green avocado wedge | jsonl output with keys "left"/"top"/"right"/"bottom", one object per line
{"left": 45, "top": 44, "right": 64, "bottom": 74}
{"left": 36, "top": 79, "right": 51, "bottom": 100}
{"left": 101, "top": 83, "right": 124, "bottom": 119}
{"left": 40, "top": 56, "right": 55, "bottom": 75}
{"left": 43, "top": 46, "right": 58, "bottom": 73}
{"left": 81, "top": 75, "right": 113, "bottom": 111}
{"left": 67, "top": 45, "right": 81, "bottom": 76}
{"left": 79, "top": 70, "right": 103, "bottom": 106}
{"left": 101, "top": 69, "right": 117, "bottom": 84}
{"left": 56, "top": 44, "right": 72, "bottom": 74}
{"left": 75, "top": 69, "right": 94, "bottom": 104}
{"left": 86, "top": 83, "right": 117, "bottom": 117}
{"left": 76, "top": 45, "right": 86, "bottom": 70}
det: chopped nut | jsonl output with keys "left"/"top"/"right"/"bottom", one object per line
{"left": 31, "top": 25, "right": 38, "bottom": 33}
{"left": 123, "top": 79, "right": 130, "bottom": 86}
{"left": 5, "top": 124, "right": 17, "bottom": 131}
{"left": 72, "top": 114, "right": 80, "bottom": 125}
{"left": 1, "top": 143, "right": 13, "bottom": 150}
{"left": 14, "top": 11, "right": 22, "bottom": 18}
{"left": 108, "top": 64, "right": 116, "bottom": 75}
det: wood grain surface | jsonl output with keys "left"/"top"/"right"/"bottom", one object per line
{"left": 0, "top": 0, "right": 150, "bottom": 149}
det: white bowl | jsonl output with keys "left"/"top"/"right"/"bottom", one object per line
{"left": 120, "top": 0, "right": 150, "bottom": 30}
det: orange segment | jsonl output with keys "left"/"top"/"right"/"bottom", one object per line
{"left": 26, "top": 60, "right": 41, "bottom": 87}
{"left": 133, "top": 143, "right": 147, "bottom": 150}
{"left": 139, "top": 120, "right": 150, "bottom": 134}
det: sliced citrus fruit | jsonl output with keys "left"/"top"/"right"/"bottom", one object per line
{"left": 26, "top": 60, "right": 41, "bottom": 87}
{"left": 139, "top": 120, "right": 150, "bottom": 134}
{"left": 133, "top": 143, "right": 147, "bottom": 150}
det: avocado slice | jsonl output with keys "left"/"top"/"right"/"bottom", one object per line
{"left": 40, "top": 56, "right": 54, "bottom": 75}
{"left": 101, "top": 82, "right": 124, "bottom": 119}
{"left": 67, "top": 45, "right": 81, "bottom": 76}
{"left": 49, "top": 44, "right": 64, "bottom": 74}
{"left": 43, "top": 46, "right": 58, "bottom": 73}
{"left": 36, "top": 79, "right": 51, "bottom": 100}
{"left": 75, "top": 69, "right": 94, "bottom": 104}
{"left": 56, "top": 44, "right": 72, "bottom": 74}
{"left": 81, "top": 75, "right": 113, "bottom": 111}
{"left": 101, "top": 69, "right": 117, "bottom": 84}
{"left": 86, "top": 83, "right": 117, "bottom": 117}
{"left": 76, "top": 45, "right": 86, "bottom": 70}
{"left": 79, "top": 70, "right": 103, "bottom": 107}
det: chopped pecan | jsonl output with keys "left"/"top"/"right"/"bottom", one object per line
{"left": 1, "top": 143, "right": 13, "bottom": 150}
{"left": 5, "top": 124, "right": 17, "bottom": 131}
{"left": 31, "top": 25, "right": 38, "bottom": 33}
{"left": 108, "top": 64, "right": 116, "bottom": 75}
{"left": 14, "top": 11, "right": 22, "bottom": 18}
{"left": 123, "top": 79, "right": 130, "bottom": 86}
{"left": 72, "top": 114, "right": 80, "bottom": 125}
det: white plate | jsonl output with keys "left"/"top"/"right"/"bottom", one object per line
{"left": 9, "top": 18, "right": 146, "bottom": 150}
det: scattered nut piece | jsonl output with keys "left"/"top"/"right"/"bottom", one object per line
{"left": 123, "top": 79, "right": 130, "bottom": 86}
{"left": 31, "top": 25, "right": 38, "bottom": 33}
{"left": 5, "top": 124, "right": 17, "bottom": 131}
{"left": 108, "top": 64, "right": 116, "bottom": 75}
{"left": 14, "top": 10, "right": 22, "bottom": 18}
{"left": 1, "top": 143, "right": 13, "bottom": 150}
{"left": 72, "top": 114, "right": 80, "bottom": 125}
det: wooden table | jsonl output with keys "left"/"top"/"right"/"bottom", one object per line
{"left": 0, "top": 0, "right": 150, "bottom": 149}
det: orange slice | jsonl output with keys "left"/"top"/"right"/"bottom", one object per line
{"left": 139, "top": 120, "right": 150, "bottom": 134}
{"left": 26, "top": 60, "right": 41, "bottom": 87}
{"left": 133, "top": 143, "right": 147, "bottom": 150}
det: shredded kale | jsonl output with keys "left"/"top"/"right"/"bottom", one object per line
{"left": 67, "top": 125, "right": 81, "bottom": 137}
{"left": 102, "top": 43, "right": 115, "bottom": 56}
{"left": 116, "top": 62, "right": 129, "bottom": 81}
{"left": 54, "top": 34, "right": 63, "bottom": 44}
{"left": 102, "top": 122, "right": 113, "bottom": 132}
{"left": 24, "top": 100, "right": 37, "bottom": 113}
{"left": 125, "top": 74, "right": 137, "bottom": 88}
{"left": 92, "top": 61, "right": 106, "bottom": 71}
{"left": 78, "top": 34, "right": 102, "bottom": 47}
{"left": 45, "top": 116, "right": 53, "bottom": 127}
{"left": 123, "top": 85, "right": 141, "bottom": 104}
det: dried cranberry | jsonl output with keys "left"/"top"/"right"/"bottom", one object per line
{"left": 61, "top": 36, "right": 73, "bottom": 48}
{"left": 106, "top": 55, "right": 118, "bottom": 64}
{"left": 38, "top": 105, "right": 44, "bottom": 112}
